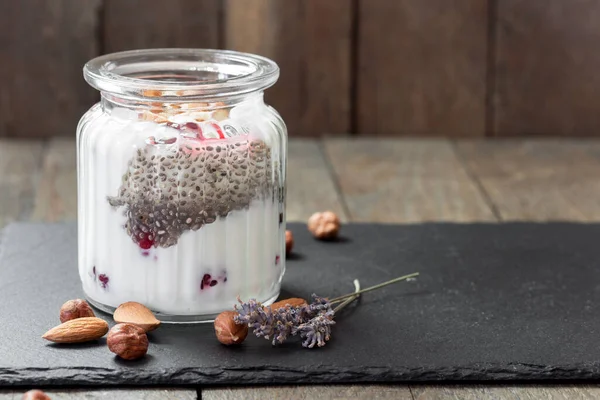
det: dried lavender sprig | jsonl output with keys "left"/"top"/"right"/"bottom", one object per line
{"left": 333, "top": 279, "right": 360, "bottom": 313}
{"left": 329, "top": 272, "right": 419, "bottom": 304}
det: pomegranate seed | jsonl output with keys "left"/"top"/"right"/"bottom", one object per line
{"left": 98, "top": 274, "right": 109, "bottom": 289}
{"left": 137, "top": 232, "right": 154, "bottom": 249}
{"left": 210, "top": 280, "right": 218, "bottom": 287}
{"left": 139, "top": 239, "right": 153, "bottom": 249}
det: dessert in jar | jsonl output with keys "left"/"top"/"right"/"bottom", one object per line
{"left": 77, "top": 49, "right": 287, "bottom": 322}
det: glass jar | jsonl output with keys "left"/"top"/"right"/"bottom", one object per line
{"left": 77, "top": 48, "right": 287, "bottom": 322}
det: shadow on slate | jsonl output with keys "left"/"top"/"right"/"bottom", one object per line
{"left": 1, "top": 221, "right": 600, "bottom": 387}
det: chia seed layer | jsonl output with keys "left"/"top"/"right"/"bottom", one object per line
{"left": 107, "top": 137, "right": 280, "bottom": 248}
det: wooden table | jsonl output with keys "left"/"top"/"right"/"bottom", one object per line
{"left": 2, "top": 137, "right": 600, "bottom": 399}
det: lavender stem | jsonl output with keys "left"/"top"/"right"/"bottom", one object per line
{"left": 329, "top": 272, "right": 419, "bottom": 304}
{"left": 333, "top": 279, "right": 361, "bottom": 313}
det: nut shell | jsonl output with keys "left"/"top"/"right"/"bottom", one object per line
{"left": 285, "top": 230, "right": 294, "bottom": 255}
{"left": 22, "top": 389, "right": 51, "bottom": 400}
{"left": 107, "top": 323, "right": 149, "bottom": 360}
{"left": 269, "top": 297, "right": 307, "bottom": 310}
{"left": 307, "top": 211, "right": 341, "bottom": 240}
{"left": 214, "top": 311, "right": 248, "bottom": 345}
{"left": 59, "top": 299, "right": 95, "bottom": 323}
{"left": 113, "top": 301, "right": 161, "bottom": 332}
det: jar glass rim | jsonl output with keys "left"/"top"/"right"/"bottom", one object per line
{"left": 83, "top": 48, "right": 279, "bottom": 101}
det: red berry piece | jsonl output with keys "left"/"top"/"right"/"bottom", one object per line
{"left": 98, "top": 274, "right": 109, "bottom": 289}
{"left": 200, "top": 273, "right": 223, "bottom": 290}
{"left": 275, "top": 255, "right": 281, "bottom": 265}
{"left": 201, "top": 274, "right": 212, "bottom": 290}
{"left": 138, "top": 232, "right": 154, "bottom": 250}
{"left": 209, "top": 122, "right": 226, "bottom": 139}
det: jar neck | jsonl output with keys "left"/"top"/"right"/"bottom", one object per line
{"left": 100, "top": 91, "right": 265, "bottom": 114}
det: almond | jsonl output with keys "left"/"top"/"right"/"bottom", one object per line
{"left": 268, "top": 297, "right": 307, "bottom": 310}
{"left": 42, "top": 317, "right": 109, "bottom": 343}
{"left": 113, "top": 301, "right": 161, "bottom": 332}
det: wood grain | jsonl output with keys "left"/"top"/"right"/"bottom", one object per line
{"left": 31, "top": 138, "right": 77, "bottom": 222}
{"left": 0, "top": 0, "right": 101, "bottom": 138}
{"left": 455, "top": 140, "right": 600, "bottom": 220}
{"left": 203, "top": 385, "right": 412, "bottom": 400}
{"left": 494, "top": 0, "right": 600, "bottom": 136}
{"left": 225, "top": 0, "right": 352, "bottom": 136}
{"left": 324, "top": 138, "right": 497, "bottom": 222}
{"left": 104, "top": 0, "right": 221, "bottom": 51}
{"left": 412, "top": 385, "right": 600, "bottom": 399}
{"left": 356, "top": 0, "right": 488, "bottom": 137}
{"left": 0, "top": 389, "right": 197, "bottom": 399}
{"left": 281, "top": 139, "right": 348, "bottom": 222}
{"left": 0, "top": 140, "right": 43, "bottom": 229}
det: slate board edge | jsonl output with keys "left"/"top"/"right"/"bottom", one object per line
{"left": 2, "top": 363, "right": 600, "bottom": 387}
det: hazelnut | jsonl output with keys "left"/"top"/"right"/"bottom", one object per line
{"left": 285, "top": 230, "right": 294, "bottom": 255}
{"left": 269, "top": 297, "right": 307, "bottom": 310}
{"left": 59, "top": 299, "right": 95, "bottom": 323}
{"left": 107, "top": 323, "right": 149, "bottom": 360}
{"left": 214, "top": 311, "right": 248, "bottom": 345}
{"left": 22, "top": 389, "right": 51, "bottom": 400}
{"left": 307, "top": 211, "right": 341, "bottom": 240}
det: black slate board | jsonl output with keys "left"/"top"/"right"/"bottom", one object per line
{"left": 1, "top": 221, "right": 600, "bottom": 387}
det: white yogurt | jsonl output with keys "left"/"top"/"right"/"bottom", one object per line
{"left": 77, "top": 107, "right": 285, "bottom": 318}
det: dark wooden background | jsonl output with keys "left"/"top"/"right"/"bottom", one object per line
{"left": 1, "top": 0, "right": 599, "bottom": 138}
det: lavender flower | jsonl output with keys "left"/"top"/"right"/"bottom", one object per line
{"left": 293, "top": 309, "right": 336, "bottom": 348}
{"left": 307, "top": 294, "right": 332, "bottom": 314}
{"left": 233, "top": 298, "right": 275, "bottom": 340}
{"left": 233, "top": 295, "right": 337, "bottom": 347}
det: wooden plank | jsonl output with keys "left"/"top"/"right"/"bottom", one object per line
{"left": 411, "top": 385, "right": 600, "bottom": 399}
{"left": 104, "top": 0, "right": 221, "bottom": 51}
{"left": 0, "top": 140, "right": 44, "bottom": 229}
{"left": 455, "top": 140, "right": 600, "bottom": 221}
{"left": 31, "top": 138, "right": 77, "bottom": 222}
{"left": 286, "top": 139, "right": 349, "bottom": 223}
{"left": 224, "top": 0, "right": 352, "bottom": 137}
{"left": 323, "top": 138, "right": 497, "bottom": 222}
{"left": 356, "top": 0, "right": 488, "bottom": 136}
{"left": 203, "top": 385, "right": 412, "bottom": 400}
{"left": 0, "top": 389, "right": 197, "bottom": 399}
{"left": 0, "top": 1, "right": 101, "bottom": 138}
{"left": 494, "top": 1, "right": 600, "bottom": 136}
